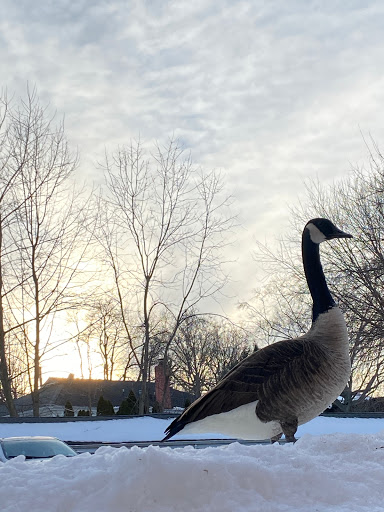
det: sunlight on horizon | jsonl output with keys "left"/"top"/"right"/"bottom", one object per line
{"left": 41, "top": 346, "right": 106, "bottom": 382}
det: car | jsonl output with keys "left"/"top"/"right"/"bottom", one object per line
{"left": 0, "top": 436, "right": 77, "bottom": 461}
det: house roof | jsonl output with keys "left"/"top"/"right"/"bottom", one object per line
{"left": 7, "top": 376, "right": 192, "bottom": 416}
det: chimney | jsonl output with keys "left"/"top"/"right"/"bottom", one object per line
{"left": 155, "top": 359, "right": 171, "bottom": 410}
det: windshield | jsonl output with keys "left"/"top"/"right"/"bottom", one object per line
{"left": 1, "top": 439, "right": 76, "bottom": 459}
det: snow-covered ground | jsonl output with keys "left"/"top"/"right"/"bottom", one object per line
{"left": 0, "top": 414, "right": 383, "bottom": 442}
{"left": 1, "top": 415, "right": 384, "bottom": 512}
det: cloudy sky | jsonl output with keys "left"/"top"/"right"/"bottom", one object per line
{"left": 2, "top": 0, "right": 384, "bottom": 314}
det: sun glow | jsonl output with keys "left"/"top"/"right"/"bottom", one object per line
{"left": 39, "top": 313, "right": 106, "bottom": 382}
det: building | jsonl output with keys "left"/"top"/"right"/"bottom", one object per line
{"left": 0, "top": 366, "right": 193, "bottom": 417}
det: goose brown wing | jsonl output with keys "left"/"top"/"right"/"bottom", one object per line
{"left": 163, "top": 338, "right": 307, "bottom": 440}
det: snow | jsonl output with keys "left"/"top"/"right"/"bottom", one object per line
{"left": 0, "top": 414, "right": 382, "bottom": 442}
{"left": 1, "top": 415, "right": 384, "bottom": 512}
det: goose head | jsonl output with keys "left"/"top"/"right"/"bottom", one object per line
{"left": 305, "top": 218, "right": 353, "bottom": 244}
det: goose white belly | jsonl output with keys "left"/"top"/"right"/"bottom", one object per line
{"left": 179, "top": 401, "right": 282, "bottom": 440}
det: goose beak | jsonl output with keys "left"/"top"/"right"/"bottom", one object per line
{"left": 328, "top": 229, "right": 353, "bottom": 240}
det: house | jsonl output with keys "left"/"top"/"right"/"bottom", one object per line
{"left": 1, "top": 363, "right": 193, "bottom": 417}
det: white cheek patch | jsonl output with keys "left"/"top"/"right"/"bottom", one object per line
{"left": 307, "top": 223, "right": 326, "bottom": 244}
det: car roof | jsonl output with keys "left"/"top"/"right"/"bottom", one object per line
{"left": 0, "top": 436, "right": 60, "bottom": 441}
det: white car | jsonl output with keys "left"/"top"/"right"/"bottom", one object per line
{"left": 0, "top": 436, "right": 77, "bottom": 461}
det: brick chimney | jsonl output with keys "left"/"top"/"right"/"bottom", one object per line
{"left": 155, "top": 359, "right": 171, "bottom": 409}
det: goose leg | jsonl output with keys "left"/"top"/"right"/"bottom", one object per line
{"left": 280, "top": 417, "right": 298, "bottom": 443}
{"left": 270, "top": 432, "right": 283, "bottom": 443}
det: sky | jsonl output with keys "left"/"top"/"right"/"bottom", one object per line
{"left": 2, "top": 1, "right": 384, "bottom": 294}
{"left": 0, "top": 416, "right": 383, "bottom": 511}
{"left": 2, "top": 1, "right": 384, "bottom": 375}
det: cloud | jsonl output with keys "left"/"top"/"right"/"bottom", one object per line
{"left": 2, "top": 0, "right": 384, "bottom": 309}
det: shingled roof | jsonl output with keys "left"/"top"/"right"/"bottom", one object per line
{"left": 5, "top": 376, "right": 193, "bottom": 417}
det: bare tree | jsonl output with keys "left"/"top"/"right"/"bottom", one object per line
{"left": 170, "top": 315, "right": 253, "bottom": 398}
{"left": 0, "top": 89, "right": 41, "bottom": 416}
{"left": 77, "top": 298, "right": 128, "bottom": 380}
{"left": 0, "top": 90, "right": 19, "bottom": 415}
{"left": 93, "top": 299, "right": 124, "bottom": 380}
{"left": 247, "top": 140, "right": 384, "bottom": 408}
{"left": 170, "top": 315, "right": 218, "bottom": 398}
{"left": 0, "top": 89, "right": 94, "bottom": 416}
{"left": 100, "top": 139, "right": 234, "bottom": 413}
{"left": 209, "top": 322, "right": 257, "bottom": 386}
{"left": 70, "top": 311, "right": 94, "bottom": 381}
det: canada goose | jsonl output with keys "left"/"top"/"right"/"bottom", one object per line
{"left": 163, "top": 218, "right": 352, "bottom": 442}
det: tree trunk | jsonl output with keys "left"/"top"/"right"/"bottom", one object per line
{"left": 138, "top": 280, "right": 150, "bottom": 415}
{"left": 0, "top": 224, "right": 18, "bottom": 417}
{"left": 0, "top": 329, "right": 18, "bottom": 417}
{"left": 32, "top": 247, "right": 40, "bottom": 417}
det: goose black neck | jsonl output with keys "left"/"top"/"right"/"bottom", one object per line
{"left": 302, "top": 229, "right": 335, "bottom": 323}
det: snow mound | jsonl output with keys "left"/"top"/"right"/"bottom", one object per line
{"left": 1, "top": 432, "right": 384, "bottom": 512}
